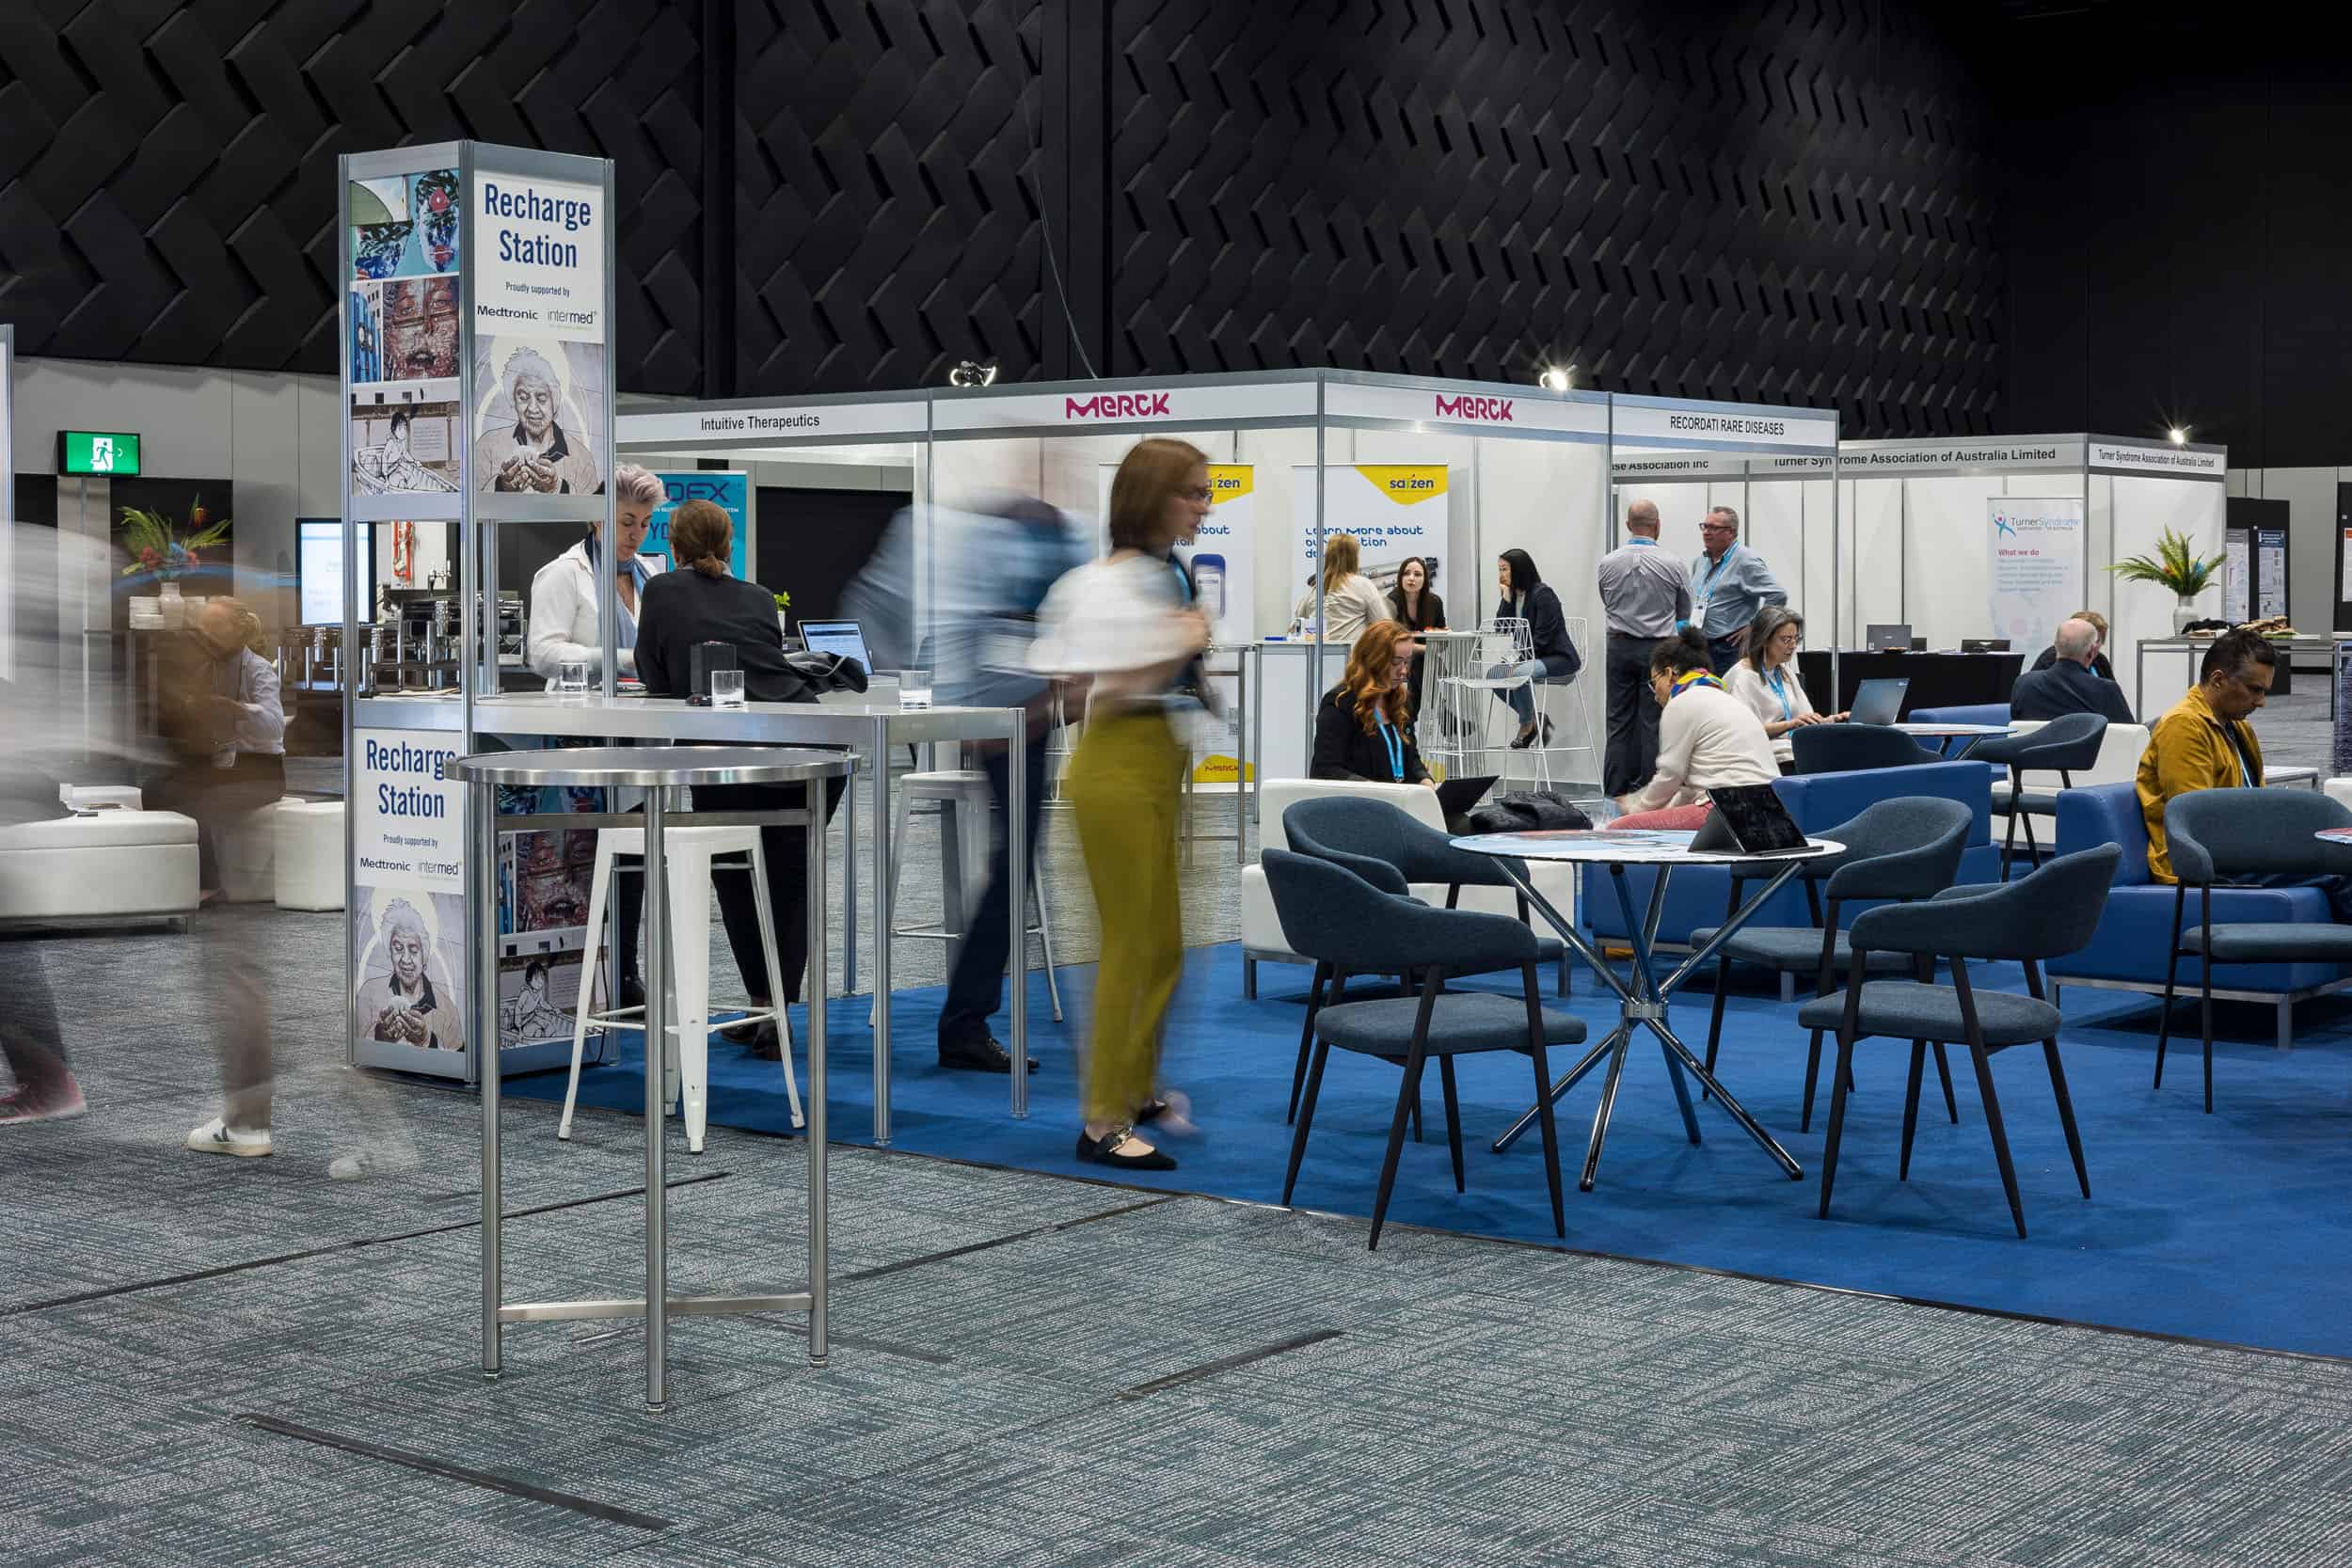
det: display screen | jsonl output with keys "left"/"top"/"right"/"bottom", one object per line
{"left": 799, "top": 619, "right": 871, "bottom": 673}
{"left": 298, "top": 519, "right": 361, "bottom": 626}
{"left": 58, "top": 429, "right": 140, "bottom": 476}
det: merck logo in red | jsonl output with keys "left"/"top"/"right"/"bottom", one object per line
{"left": 1435, "top": 393, "right": 1514, "bottom": 422}
{"left": 1066, "top": 392, "right": 1172, "bottom": 419}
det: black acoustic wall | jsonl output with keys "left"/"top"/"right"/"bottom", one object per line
{"left": 1997, "top": 16, "right": 2352, "bottom": 469}
{"left": 2, "top": 0, "right": 2001, "bottom": 436}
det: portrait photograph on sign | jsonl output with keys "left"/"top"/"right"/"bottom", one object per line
{"left": 347, "top": 166, "right": 461, "bottom": 280}
{"left": 381, "top": 276, "right": 460, "bottom": 381}
{"left": 470, "top": 336, "right": 607, "bottom": 496}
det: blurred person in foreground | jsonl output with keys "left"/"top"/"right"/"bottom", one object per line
{"left": 1031, "top": 438, "right": 1213, "bottom": 1171}
{"left": 150, "top": 600, "right": 289, "bottom": 1156}
{"left": 925, "top": 496, "right": 1086, "bottom": 1073}
{"left": 0, "top": 531, "right": 110, "bottom": 1127}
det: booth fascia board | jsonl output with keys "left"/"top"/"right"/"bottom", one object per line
{"left": 1832, "top": 433, "right": 2227, "bottom": 483}
{"left": 612, "top": 387, "right": 930, "bottom": 456}
{"left": 1607, "top": 392, "right": 1840, "bottom": 462}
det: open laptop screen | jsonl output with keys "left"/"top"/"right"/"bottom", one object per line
{"left": 798, "top": 620, "right": 872, "bottom": 674}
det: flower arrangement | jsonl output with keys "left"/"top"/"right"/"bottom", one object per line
{"left": 119, "top": 498, "right": 231, "bottom": 582}
{"left": 2110, "top": 527, "right": 2223, "bottom": 598}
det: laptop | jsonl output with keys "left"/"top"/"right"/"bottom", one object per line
{"left": 1846, "top": 676, "right": 1909, "bottom": 727}
{"left": 797, "top": 619, "right": 872, "bottom": 675}
{"left": 1435, "top": 773, "right": 1499, "bottom": 819}
{"left": 1689, "top": 784, "right": 1811, "bottom": 857}
{"left": 1864, "top": 623, "right": 1912, "bottom": 653}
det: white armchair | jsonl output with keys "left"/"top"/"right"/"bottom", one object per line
{"left": 1239, "top": 778, "right": 1576, "bottom": 997}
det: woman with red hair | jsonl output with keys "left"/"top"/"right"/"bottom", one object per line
{"left": 1311, "top": 620, "right": 1437, "bottom": 791}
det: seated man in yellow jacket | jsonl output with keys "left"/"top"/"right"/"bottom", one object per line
{"left": 2137, "top": 628, "right": 2352, "bottom": 918}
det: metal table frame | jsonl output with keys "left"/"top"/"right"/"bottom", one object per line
{"left": 1462, "top": 835, "right": 1839, "bottom": 1189}
{"left": 2134, "top": 635, "right": 2344, "bottom": 722}
{"left": 358, "top": 691, "right": 1029, "bottom": 1141}
{"left": 450, "top": 745, "right": 852, "bottom": 1414}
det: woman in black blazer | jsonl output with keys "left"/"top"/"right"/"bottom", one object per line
{"left": 633, "top": 501, "right": 844, "bottom": 1055}
{"left": 1311, "top": 622, "right": 1437, "bottom": 789}
{"left": 1386, "top": 555, "right": 1446, "bottom": 717}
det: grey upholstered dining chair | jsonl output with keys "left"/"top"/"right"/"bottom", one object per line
{"left": 1693, "top": 796, "right": 1976, "bottom": 1132}
{"left": 1263, "top": 848, "right": 1588, "bottom": 1250}
{"left": 2157, "top": 788, "right": 2352, "bottom": 1111}
{"left": 1971, "top": 712, "right": 2107, "bottom": 879}
{"left": 1790, "top": 722, "right": 1939, "bottom": 775}
{"left": 1797, "top": 843, "right": 2121, "bottom": 1239}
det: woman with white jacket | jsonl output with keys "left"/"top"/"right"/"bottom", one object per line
{"left": 526, "top": 464, "right": 666, "bottom": 684}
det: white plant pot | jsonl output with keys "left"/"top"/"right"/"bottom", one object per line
{"left": 158, "top": 580, "right": 186, "bottom": 629}
{"left": 2171, "top": 597, "right": 2200, "bottom": 634}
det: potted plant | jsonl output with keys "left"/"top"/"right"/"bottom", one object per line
{"left": 772, "top": 590, "right": 792, "bottom": 634}
{"left": 119, "top": 497, "right": 232, "bottom": 627}
{"left": 2110, "top": 528, "right": 2224, "bottom": 634}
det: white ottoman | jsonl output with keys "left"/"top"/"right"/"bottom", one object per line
{"left": 275, "top": 799, "right": 345, "bottom": 911}
{"left": 0, "top": 810, "right": 200, "bottom": 925}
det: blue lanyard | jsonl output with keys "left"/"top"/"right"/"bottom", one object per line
{"left": 1375, "top": 716, "right": 1406, "bottom": 781}
{"left": 1765, "top": 666, "right": 1794, "bottom": 721}
{"left": 1697, "top": 546, "right": 1735, "bottom": 596}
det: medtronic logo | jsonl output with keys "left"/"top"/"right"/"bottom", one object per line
{"left": 1067, "top": 393, "right": 1172, "bottom": 419}
{"left": 1435, "top": 394, "right": 1514, "bottom": 422}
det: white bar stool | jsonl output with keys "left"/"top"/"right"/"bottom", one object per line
{"left": 560, "top": 824, "right": 800, "bottom": 1152}
{"left": 882, "top": 768, "right": 1062, "bottom": 1022}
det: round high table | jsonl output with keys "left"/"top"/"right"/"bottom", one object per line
{"left": 444, "top": 744, "right": 855, "bottom": 1414}
{"left": 1893, "top": 721, "right": 2010, "bottom": 760}
{"left": 1454, "top": 828, "right": 1840, "bottom": 1190}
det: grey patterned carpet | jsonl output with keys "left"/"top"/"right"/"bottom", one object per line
{"left": 8, "top": 892, "right": 2352, "bottom": 1565}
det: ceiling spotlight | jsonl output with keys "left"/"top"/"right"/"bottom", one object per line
{"left": 2167, "top": 425, "right": 2188, "bottom": 445}
{"left": 947, "top": 359, "right": 999, "bottom": 388}
{"left": 1537, "top": 365, "right": 1573, "bottom": 392}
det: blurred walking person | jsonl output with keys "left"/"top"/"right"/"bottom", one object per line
{"left": 1031, "top": 438, "right": 1212, "bottom": 1170}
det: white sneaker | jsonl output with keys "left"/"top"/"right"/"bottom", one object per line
{"left": 185, "top": 1117, "right": 273, "bottom": 1157}
{"left": 328, "top": 1148, "right": 420, "bottom": 1180}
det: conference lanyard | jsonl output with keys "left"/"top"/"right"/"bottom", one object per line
{"left": 1765, "top": 666, "right": 1795, "bottom": 721}
{"left": 2219, "top": 720, "right": 2258, "bottom": 787}
{"left": 1694, "top": 546, "right": 1736, "bottom": 627}
{"left": 1375, "top": 716, "right": 1406, "bottom": 782}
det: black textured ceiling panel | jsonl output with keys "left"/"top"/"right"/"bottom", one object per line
{"left": 733, "top": 0, "right": 1047, "bottom": 394}
{"left": 0, "top": 0, "right": 706, "bottom": 393}
{"left": 1104, "top": 0, "right": 2001, "bottom": 436}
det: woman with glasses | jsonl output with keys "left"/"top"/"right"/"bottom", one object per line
{"left": 1726, "top": 606, "right": 1845, "bottom": 763}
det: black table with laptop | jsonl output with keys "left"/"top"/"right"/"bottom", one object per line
{"left": 1798, "top": 637, "right": 2024, "bottom": 721}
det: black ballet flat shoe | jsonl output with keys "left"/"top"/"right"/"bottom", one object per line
{"left": 1075, "top": 1127, "right": 1177, "bottom": 1170}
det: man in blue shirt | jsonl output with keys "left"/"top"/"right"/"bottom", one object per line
{"left": 1687, "top": 506, "right": 1787, "bottom": 673}
{"left": 2010, "top": 616, "right": 2134, "bottom": 725}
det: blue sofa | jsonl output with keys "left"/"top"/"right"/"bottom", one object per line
{"left": 1909, "top": 703, "right": 2010, "bottom": 727}
{"left": 2046, "top": 783, "right": 2350, "bottom": 1044}
{"left": 1587, "top": 761, "right": 2003, "bottom": 947}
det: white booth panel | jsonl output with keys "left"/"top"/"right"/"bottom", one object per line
{"left": 1841, "top": 478, "right": 1905, "bottom": 648}
{"left": 1900, "top": 477, "right": 2006, "bottom": 652}
{"left": 1235, "top": 426, "right": 1355, "bottom": 636}
{"left": 1798, "top": 480, "right": 1836, "bottom": 640}
{"left": 1740, "top": 483, "right": 1807, "bottom": 627}
{"left": 2109, "top": 473, "right": 2225, "bottom": 714}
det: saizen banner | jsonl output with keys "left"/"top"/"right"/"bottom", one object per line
{"left": 1987, "top": 498, "right": 2085, "bottom": 657}
{"left": 1286, "top": 465, "right": 1452, "bottom": 628}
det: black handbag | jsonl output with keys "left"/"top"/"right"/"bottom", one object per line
{"left": 1464, "top": 790, "right": 1592, "bottom": 835}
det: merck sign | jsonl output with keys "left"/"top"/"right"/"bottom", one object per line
{"left": 1435, "top": 393, "right": 1514, "bottom": 423}
{"left": 1067, "top": 392, "right": 1172, "bottom": 420}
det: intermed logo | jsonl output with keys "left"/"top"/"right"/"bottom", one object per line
{"left": 1435, "top": 393, "right": 1514, "bottom": 422}
{"left": 1067, "top": 393, "right": 1171, "bottom": 420}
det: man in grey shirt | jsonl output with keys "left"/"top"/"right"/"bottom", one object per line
{"left": 1688, "top": 505, "right": 1787, "bottom": 673}
{"left": 1595, "top": 500, "right": 1690, "bottom": 794}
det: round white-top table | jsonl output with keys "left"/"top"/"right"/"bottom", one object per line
{"left": 1893, "top": 721, "right": 2010, "bottom": 738}
{"left": 1453, "top": 828, "right": 1841, "bottom": 1190}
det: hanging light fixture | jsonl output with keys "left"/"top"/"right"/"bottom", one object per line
{"left": 947, "top": 359, "right": 999, "bottom": 388}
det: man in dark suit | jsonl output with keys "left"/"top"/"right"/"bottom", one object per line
{"left": 2010, "top": 616, "right": 2134, "bottom": 725}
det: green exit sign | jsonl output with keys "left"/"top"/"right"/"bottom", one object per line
{"left": 58, "top": 430, "right": 141, "bottom": 476}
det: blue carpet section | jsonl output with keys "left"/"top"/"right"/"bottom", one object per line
{"left": 501, "top": 942, "right": 2352, "bottom": 1356}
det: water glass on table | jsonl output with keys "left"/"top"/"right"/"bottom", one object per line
{"left": 557, "top": 661, "right": 589, "bottom": 700}
{"left": 710, "top": 669, "right": 746, "bottom": 708}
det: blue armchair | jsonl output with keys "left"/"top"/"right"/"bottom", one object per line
{"left": 1587, "top": 761, "right": 2004, "bottom": 950}
{"left": 2046, "top": 784, "right": 2352, "bottom": 1048}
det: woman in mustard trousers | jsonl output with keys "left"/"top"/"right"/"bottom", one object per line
{"left": 1030, "top": 437, "right": 1213, "bottom": 1170}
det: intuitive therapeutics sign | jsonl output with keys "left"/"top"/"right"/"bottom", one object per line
{"left": 1987, "top": 498, "right": 2086, "bottom": 655}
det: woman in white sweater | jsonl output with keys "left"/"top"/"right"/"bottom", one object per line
{"left": 1292, "top": 532, "right": 1392, "bottom": 645}
{"left": 1613, "top": 628, "right": 1780, "bottom": 830}
{"left": 1724, "top": 606, "right": 1846, "bottom": 762}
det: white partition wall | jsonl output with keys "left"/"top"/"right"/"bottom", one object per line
{"left": 1835, "top": 435, "right": 2226, "bottom": 712}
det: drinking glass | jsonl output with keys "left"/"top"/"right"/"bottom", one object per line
{"left": 710, "top": 669, "right": 746, "bottom": 708}
{"left": 557, "top": 661, "right": 589, "bottom": 699}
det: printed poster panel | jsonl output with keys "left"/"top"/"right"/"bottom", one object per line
{"left": 345, "top": 165, "right": 463, "bottom": 503}
{"left": 651, "top": 470, "right": 751, "bottom": 581}
{"left": 470, "top": 168, "right": 609, "bottom": 499}
{"left": 1986, "top": 498, "right": 2086, "bottom": 657}
{"left": 1287, "top": 464, "right": 1453, "bottom": 629}
{"left": 350, "top": 730, "right": 469, "bottom": 1065}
